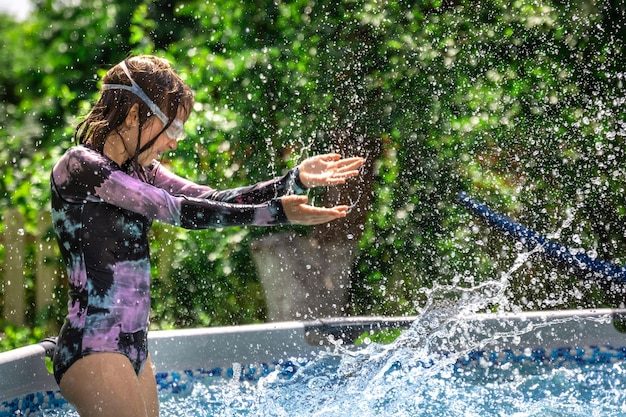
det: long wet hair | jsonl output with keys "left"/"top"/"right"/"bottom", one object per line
{"left": 75, "top": 55, "right": 194, "bottom": 162}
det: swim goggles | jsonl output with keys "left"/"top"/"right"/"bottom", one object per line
{"left": 102, "top": 60, "right": 185, "bottom": 141}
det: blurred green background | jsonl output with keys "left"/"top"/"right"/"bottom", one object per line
{"left": 0, "top": 0, "right": 624, "bottom": 350}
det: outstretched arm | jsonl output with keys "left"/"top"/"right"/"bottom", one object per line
{"left": 53, "top": 148, "right": 287, "bottom": 228}
{"left": 150, "top": 161, "right": 307, "bottom": 203}
{"left": 149, "top": 152, "right": 365, "bottom": 203}
{"left": 53, "top": 147, "right": 349, "bottom": 228}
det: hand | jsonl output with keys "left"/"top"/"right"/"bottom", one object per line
{"left": 298, "top": 154, "right": 365, "bottom": 188}
{"left": 280, "top": 195, "right": 350, "bottom": 225}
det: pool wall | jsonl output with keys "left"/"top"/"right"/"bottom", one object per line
{"left": 1, "top": 309, "right": 626, "bottom": 406}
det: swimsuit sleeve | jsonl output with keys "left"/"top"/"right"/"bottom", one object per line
{"left": 149, "top": 160, "right": 308, "bottom": 203}
{"left": 51, "top": 147, "right": 289, "bottom": 228}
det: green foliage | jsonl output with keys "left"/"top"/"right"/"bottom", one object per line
{"left": 1, "top": 0, "right": 625, "bottom": 350}
{"left": 0, "top": 324, "right": 46, "bottom": 351}
{"left": 354, "top": 328, "right": 402, "bottom": 345}
{"left": 149, "top": 225, "right": 267, "bottom": 327}
{"left": 350, "top": 0, "right": 626, "bottom": 315}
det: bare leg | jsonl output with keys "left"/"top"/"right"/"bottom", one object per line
{"left": 138, "top": 355, "right": 159, "bottom": 417}
{"left": 59, "top": 352, "right": 149, "bottom": 417}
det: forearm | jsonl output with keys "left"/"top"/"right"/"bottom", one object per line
{"left": 177, "top": 196, "right": 289, "bottom": 229}
{"left": 153, "top": 162, "right": 308, "bottom": 203}
{"left": 205, "top": 168, "right": 308, "bottom": 204}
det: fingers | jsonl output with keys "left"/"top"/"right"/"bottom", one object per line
{"left": 319, "top": 153, "right": 342, "bottom": 162}
{"left": 297, "top": 155, "right": 365, "bottom": 189}
{"left": 294, "top": 207, "right": 347, "bottom": 225}
{"left": 280, "top": 196, "right": 349, "bottom": 213}
{"left": 315, "top": 154, "right": 365, "bottom": 168}
{"left": 334, "top": 156, "right": 366, "bottom": 166}
{"left": 319, "top": 171, "right": 361, "bottom": 185}
{"left": 333, "top": 157, "right": 366, "bottom": 173}
{"left": 281, "top": 195, "right": 309, "bottom": 204}
{"left": 298, "top": 204, "right": 348, "bottom": 217}
{"left": 280, "top": 196, "right": 352, "bottom": 225}
{"left": 332, "top": 205, "right": 351, "bottom": 213}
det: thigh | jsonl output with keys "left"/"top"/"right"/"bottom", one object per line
{"left": 59, "top": 352, "right": 148, "bottom": 417}
{"left": 138, "top": 355, "right": 159, "bottom": 417}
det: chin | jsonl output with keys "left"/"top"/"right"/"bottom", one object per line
{"left": 138, "top": 157, "right": 154, "bottom": 166}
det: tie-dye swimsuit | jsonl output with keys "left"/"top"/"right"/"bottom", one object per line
{"left": 50, "top": 145, "right": 306, "bottom": 384}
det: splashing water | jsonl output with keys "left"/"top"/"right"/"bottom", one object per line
{"left": 151, "top": 276, "right": 621, "bottom": 417}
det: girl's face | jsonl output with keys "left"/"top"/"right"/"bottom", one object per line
{"left": 135, "top": 107, "right": 187, "bottom": 166}
{"left": 136, "top": 120, "right": 177, "bottom": 165}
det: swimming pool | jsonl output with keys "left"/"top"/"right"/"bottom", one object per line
{"left": 2, "top": 309, "right": 626, "bottom": 416}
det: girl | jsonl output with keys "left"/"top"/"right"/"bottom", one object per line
{"left": 50, "top": 55, "right": 364, "bottom": 417}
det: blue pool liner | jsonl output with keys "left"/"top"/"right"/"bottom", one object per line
{"left": 457, "top": 192, "right": 626, "bottom": 283}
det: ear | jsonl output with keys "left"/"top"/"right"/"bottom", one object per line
{"left": 123, "top": 103, "right": 139, "bottom": 129}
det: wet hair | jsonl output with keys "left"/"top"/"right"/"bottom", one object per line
{"left": 75, "top": 55, "right": 194, "bottom": 160}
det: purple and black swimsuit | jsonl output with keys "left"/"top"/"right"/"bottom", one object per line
{"left": 50, "top": 145, "right": 306, "bottom": 384}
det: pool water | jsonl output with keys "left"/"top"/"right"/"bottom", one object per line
{"left": 26, "top": 354, "right": 626, "bottom": 417}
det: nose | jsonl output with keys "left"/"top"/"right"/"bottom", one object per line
{"left": 168, "top": 137, "right": 178, "bottom": 150}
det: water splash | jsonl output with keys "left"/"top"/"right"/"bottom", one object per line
{"left": 225, "top": 209, "right": 616, "bottom": 417}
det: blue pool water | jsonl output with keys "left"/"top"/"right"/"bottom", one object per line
{"left": 14, "top": 351, "right": 626, "bottom": 417}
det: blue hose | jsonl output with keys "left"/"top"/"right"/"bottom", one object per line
{"left": 457, "top": 192, "right": 626, "bottom": 284}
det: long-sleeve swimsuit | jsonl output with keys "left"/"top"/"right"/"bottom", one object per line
{"left": 50, "top": 145, "right": 306, "bottom": 384}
